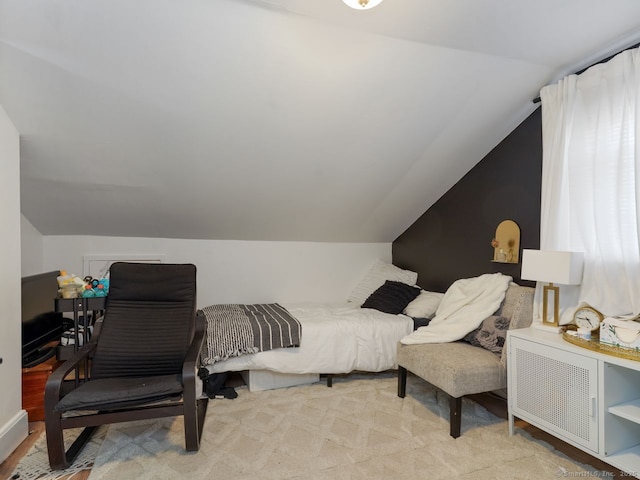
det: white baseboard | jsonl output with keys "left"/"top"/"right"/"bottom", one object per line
{"left": 0, "top": 409, "right": 28, "bottom": 464}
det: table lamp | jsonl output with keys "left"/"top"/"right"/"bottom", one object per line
{"left": 521, "top": 249, "right": 584, "bottom": 332}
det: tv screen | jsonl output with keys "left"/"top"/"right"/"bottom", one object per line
{"left": 21, "top": 271, "right": 64, "bottom": 368}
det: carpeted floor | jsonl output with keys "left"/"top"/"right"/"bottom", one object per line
{"left": 13, "top": 373, "right": 601, "bottom": 480}
{"left": 10, "top": 425, "right": 107, "bottom": 480}
{"left": 89, "top": 373, "right": 597, "bottom": 480}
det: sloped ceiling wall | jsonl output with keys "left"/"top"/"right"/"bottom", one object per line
{"left": 1, "top": 0, "right": 640, "bottom": 242}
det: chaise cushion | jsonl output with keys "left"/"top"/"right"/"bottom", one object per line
{"left": 397, "top": 284, "right": 534, "bottom": 399}
{"left": 397, "top": 341, "right": 505, "bottom": 398}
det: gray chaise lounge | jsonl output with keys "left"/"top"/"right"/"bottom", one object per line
{"left": 396, "top": 284, "right": 534, "bottom": 437}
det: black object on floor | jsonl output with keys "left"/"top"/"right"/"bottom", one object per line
{"left": 199, "top": 369, "right": 237, "bottom": 399}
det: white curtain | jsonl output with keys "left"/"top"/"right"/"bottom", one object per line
{"left": 540, "top": 47, "right": 640, "bottom": 319}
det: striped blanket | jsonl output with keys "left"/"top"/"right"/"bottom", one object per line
{"left": 200, "top": 303, "right": 302, "bottom": 365}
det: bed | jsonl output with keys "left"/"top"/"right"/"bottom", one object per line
{"left": 199, "top": 260, "right": 431, "bottom": 391}
{"left": 201, "top": 301, "right": 414, "bottom": 390}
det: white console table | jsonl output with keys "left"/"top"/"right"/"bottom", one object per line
{"left": 508, "top": 327, "right": 640, "bottom": 478}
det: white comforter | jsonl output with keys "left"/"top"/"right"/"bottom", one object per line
{"left": 205, "top": 302, "right": 413, "bottom": 375}
{"left": 401, "top": 273, "right": 512, "bottom": 345}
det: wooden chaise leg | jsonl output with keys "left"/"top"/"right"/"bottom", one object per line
{"left": 449, "top": 395, "right": 462, "bottom": 438}
{"left": 398, "top": 366, "right": 407, "bottom": 398}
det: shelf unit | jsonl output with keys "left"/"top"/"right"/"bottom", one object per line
{"left": 508, "top": 327, "right": 640, "bottom": 478}
{"left": 602, "top": 362, "right": 640, "bottom": 473}
{"left": 609, "top": 400, "right": 640, "bottom": 423}
{"left": 54, "top": 296, "right": 105, "bottom": 360}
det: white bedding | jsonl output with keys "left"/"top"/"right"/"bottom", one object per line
{"left": 205, "top": 302, "right": 413, "bottom": 375}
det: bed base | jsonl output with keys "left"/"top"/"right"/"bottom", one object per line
{"left": 240, "top": 370, "right": 320, "bottom": 392}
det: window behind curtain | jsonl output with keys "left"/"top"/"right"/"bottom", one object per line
{"left": 540, "top": 47, "right": 640, "bottom": 318}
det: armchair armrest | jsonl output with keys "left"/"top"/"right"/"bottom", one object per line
{"left": 44, "top": 343, "right": 98, "bottom": 413}
{"left": 182, "top": 312, "right": 207, "bottom": 401}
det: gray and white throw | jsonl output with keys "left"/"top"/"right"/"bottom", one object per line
{"left": 201, "top": 303, "right": 301, "bottom": 365}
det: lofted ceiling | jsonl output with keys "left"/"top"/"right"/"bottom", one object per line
{"left": 1, "top": 0, "right": 640, "bottom": 242}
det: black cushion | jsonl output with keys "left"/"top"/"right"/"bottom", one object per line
{"left": 107, "top": 262, "right": 197, "bottom": 302}
{"left": 361, "top": 280, "right": 420, "bottom": 314}
{"left": 55, "top": 374, "right": 183, "bottom": 412}
{"left": 91, "top": 263, "right": 197, "bottom": 379}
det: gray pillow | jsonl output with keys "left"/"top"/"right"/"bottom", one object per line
{"left": 464, "top": 315, "right": 510, "bottom": 354}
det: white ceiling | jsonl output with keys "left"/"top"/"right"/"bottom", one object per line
{"left": 1, "top": 0, "right": 640, "bottom": 242}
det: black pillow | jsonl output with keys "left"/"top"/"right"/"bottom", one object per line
{"left": 361, "top": 280, "right": 420, "bottom": 314}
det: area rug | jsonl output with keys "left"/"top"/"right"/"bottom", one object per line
{"left": 85, "top": 373, "right": 601, "bottom": 480}
{"left": 10, "top": 426, "right": 107, "bottom": 480}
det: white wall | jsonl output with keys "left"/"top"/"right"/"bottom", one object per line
{"left": 0, "top": 105, "right": 28, "bottom": 463}
{"left": 21, "top": 215, "right": 44, "bottom": 276}
{"left": 43, "top": 236, "right": 391, "bottom": 307}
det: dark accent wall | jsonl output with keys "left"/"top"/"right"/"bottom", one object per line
{"left": 392, "top": 107, "right": 542, "bottom": 292}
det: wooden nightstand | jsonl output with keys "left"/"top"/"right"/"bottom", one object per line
{"left": 22, "top": 356, "right": 63, "bottom": 421}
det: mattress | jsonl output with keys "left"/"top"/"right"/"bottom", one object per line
{"left": 205, "top": 302, "right": 413, "bottom": 375}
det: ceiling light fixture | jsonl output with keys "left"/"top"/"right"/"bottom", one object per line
{"left": 342, "top": 0, "right": 383, "bottom": 10}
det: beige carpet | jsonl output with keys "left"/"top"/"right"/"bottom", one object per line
{"left": 83, "top": 373, "right": 598, "bottom": 480}
{"left": 10, "top": 425, "right": 107, "bottom": 480}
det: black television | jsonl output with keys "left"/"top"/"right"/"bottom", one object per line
{"left": 21, "top": 271, "right": 64, "bottom": 368}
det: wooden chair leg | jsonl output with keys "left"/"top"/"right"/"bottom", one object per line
{"left": 197, "top": 398, "right": 208, "bottom": 438}
{"left": 184, "top": 409, "right": 199, "bottom": 451}
{"left": 184, "top": 389, "right": 208, "bottom": 451}
{"left": 46, "top": 411, "right": 97, "bottom": 471}
{"left": 45, "top": 411, "right": 67, "bottom": 470}
{"left": 449, "top": 395, "right": 462, "bottom": 438}
{"left": 398, "top": 366, "right": 407, "bottom": 398}
{"left": 184, "top": 397, "right": 208, "bottom": 451}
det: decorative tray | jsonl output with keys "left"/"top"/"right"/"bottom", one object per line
{"left": 562, "top": 330, "right": 640, "bottom": 362}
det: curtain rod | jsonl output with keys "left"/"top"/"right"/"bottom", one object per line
{"left": 532, "top": 42, "right": 640, "bottom": 104}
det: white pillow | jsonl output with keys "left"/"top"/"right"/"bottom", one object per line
{"left": 403, "top": 290, "right": 445, "bottom": 318}
{"left": 347, "top": 260, "right": 418, "bottom": 306}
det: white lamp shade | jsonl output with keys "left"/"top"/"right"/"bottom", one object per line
{"left": 342, "top": 0, "right": 384, "bottom": 9}
{"left": 521, "top": 250, "right": 584, "bottom": 285}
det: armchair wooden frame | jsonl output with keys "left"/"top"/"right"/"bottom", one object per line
{"left": 44, "top": 310, "right": 209, "bottom": 470}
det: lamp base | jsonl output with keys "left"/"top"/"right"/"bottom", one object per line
{"left": 533, "top": 322, "right": 564, "bottom": 334}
